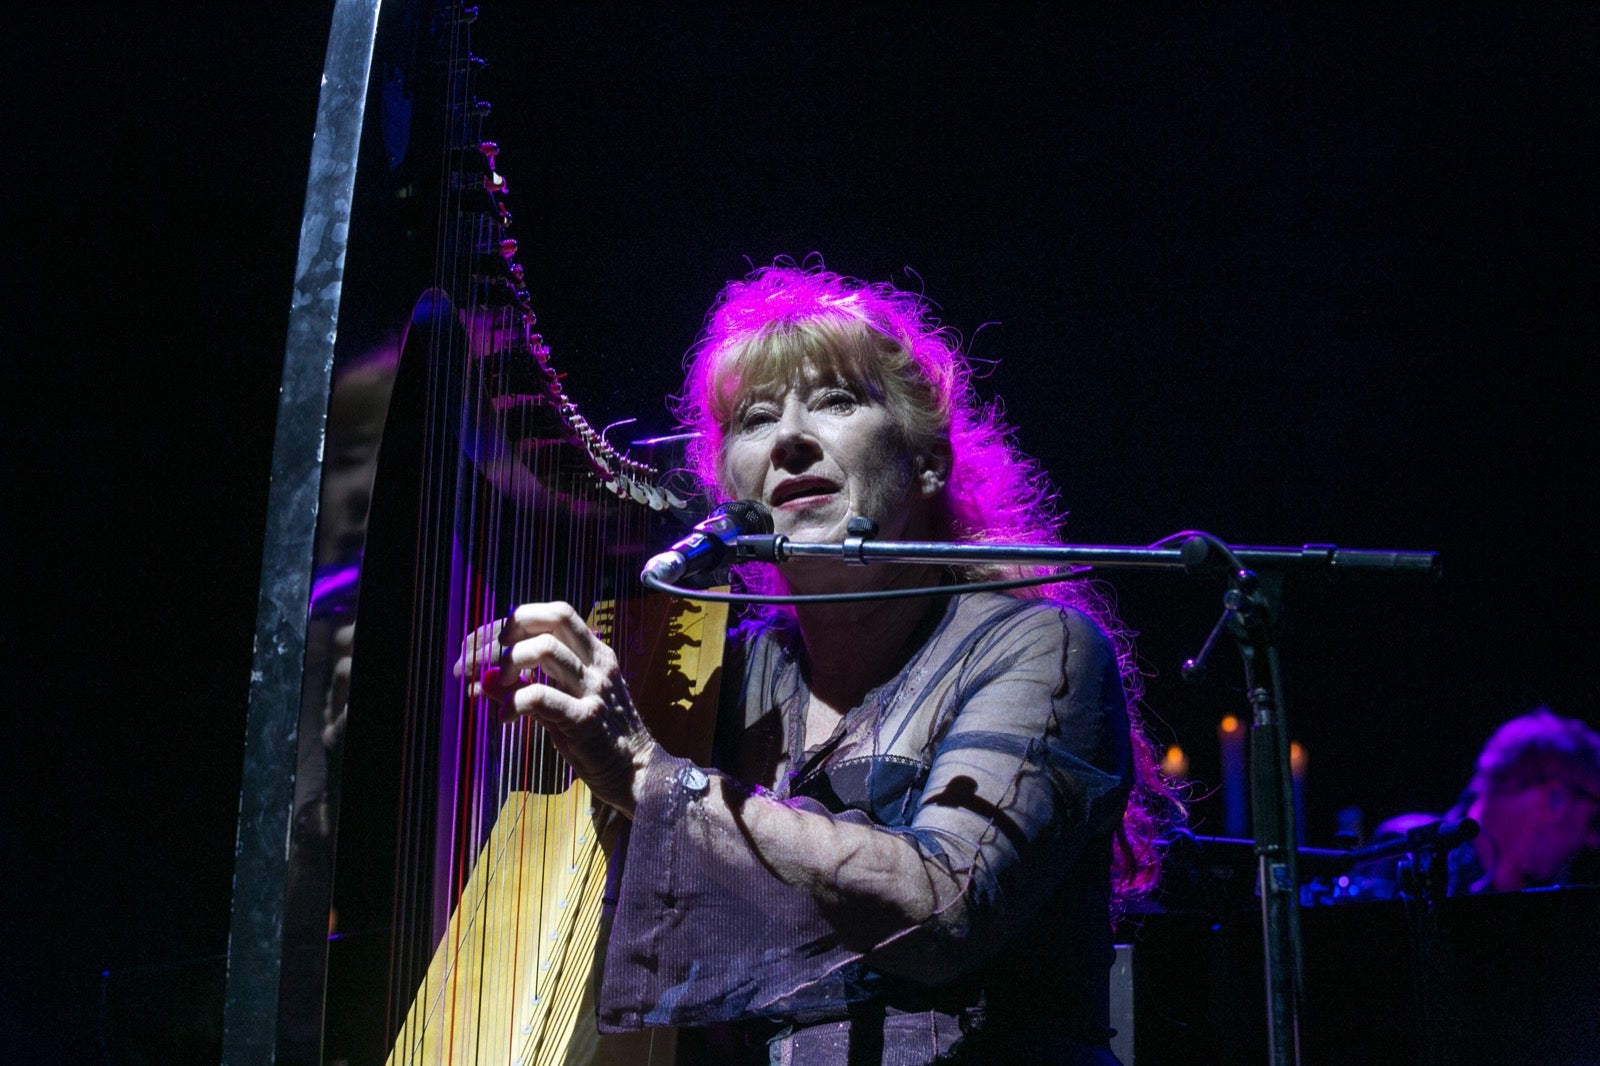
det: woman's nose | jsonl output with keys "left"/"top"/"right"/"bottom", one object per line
{"left": 770, "top": 400, "right": 821, "bottom": 468}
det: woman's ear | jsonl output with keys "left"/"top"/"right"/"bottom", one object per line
{"left": 915, "top": 442, "right": 951, "bottom": 498}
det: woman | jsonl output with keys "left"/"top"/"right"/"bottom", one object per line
{"left": 460, "top": 263, "right": 1178, "bottom": 1063}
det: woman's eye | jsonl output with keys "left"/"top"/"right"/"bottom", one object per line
{"left": 819, "top": 390, "right": 858, "bottom": 412}
{"left": 738, "top": 407, "right": 777, "bottom": 430}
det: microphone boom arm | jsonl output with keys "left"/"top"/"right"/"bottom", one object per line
{"left": 737, "top": 534, "right": 1440, "bottom": 580}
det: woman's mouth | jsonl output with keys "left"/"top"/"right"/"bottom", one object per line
{"left": 770, "top": 477, "right": 839, "bottom": 508}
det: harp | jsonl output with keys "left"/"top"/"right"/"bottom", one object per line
{"left": 222, "top": 3, "right": 720, "bottom": 1062}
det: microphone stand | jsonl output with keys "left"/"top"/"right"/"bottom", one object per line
{"left": 735, "top": 525, "right": 1439, "bottom": 1066}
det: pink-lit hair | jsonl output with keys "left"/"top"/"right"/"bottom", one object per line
{"left": 671, "top": 260, "right": 1183, "bottom": 902}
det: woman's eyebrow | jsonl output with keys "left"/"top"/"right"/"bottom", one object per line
{"left": 735, "top": 383, "right": 782, "bottom": 406}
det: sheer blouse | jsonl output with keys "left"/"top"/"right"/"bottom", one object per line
{"left": 598, "top": 591, "right": 1133, "bottom": 1063}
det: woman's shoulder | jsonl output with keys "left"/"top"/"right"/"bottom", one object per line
{"left": 728, "top": 592, "right": 1116, "bottom": 669}
{"left": 952, "top": 589, "right": 1112, "bottom": 644}
{"left": 938, "top": 591, "right": 1122, "bottom": 687}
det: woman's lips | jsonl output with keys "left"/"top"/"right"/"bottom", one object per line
{"left": 770, "top": 478, "right": 839, "bottom": 508}
{"left": 776, "top": 492, "right": 835, "bottom": 510}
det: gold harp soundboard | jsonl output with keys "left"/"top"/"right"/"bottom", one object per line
{"left": 222, "top": 4, "right": 721, "bottom": 1062}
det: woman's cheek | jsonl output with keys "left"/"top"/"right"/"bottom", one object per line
{"left": 719, "top": 442, "right": 761, "bottom": 499}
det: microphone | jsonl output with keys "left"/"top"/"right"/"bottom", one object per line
{"left": 640, "top": 500, "right": 773, "bottom": 585}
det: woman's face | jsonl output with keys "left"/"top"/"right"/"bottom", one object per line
{"left": 719, "top": 360, "right": 937, "bottom": 546}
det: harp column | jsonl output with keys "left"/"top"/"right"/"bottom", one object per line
{"left": 222, "top": 2, "right": 381, "bottom": 1063}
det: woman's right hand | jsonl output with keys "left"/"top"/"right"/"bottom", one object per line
{"left": 454, "top": 602, "right": 659, "bottom": 817}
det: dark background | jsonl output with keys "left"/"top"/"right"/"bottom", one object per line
{"left": 4, "top": 3, "right": 1595, "bottom": 1061}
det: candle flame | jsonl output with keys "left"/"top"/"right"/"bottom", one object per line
{"left": 1161, "top": 744, "right": 1189, "bottom": 778}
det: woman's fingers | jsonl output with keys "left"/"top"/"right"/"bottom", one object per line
{"left": 500, "top": 602, "right": 601, "bottom": 663}
{"left": 453, "top": 621, "right": 502, "bottom": 678}
{"left": 504, "top": 680, "right": 583, "bottom": 727}
{"left": 502, "top": 632, "right": 585, "bottom": 692}
{"left": 457, "top": 601, "right": 622, "bottom": 709}
{"left": 455, "top": 601, "right": 592, "bottom": 677}
{"left": 451, "top": 601, "right": 647, "bottom": 815}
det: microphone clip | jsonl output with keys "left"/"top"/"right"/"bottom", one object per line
{"left": 731, "top": 516, "right": 880, "bottom": 568}
{"left": 843, "top": 516, "right": 880, "bottom": 564}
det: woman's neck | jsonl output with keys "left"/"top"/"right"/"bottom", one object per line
{"left": 787, "top": 563, "right": 945, "bottom": 713}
